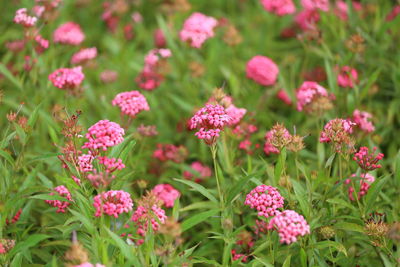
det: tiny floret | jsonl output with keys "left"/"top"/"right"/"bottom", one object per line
{"left": 244, "top": 185, "right": 284, "bottom": 218}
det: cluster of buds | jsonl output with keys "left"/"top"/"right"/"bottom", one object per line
{"left": 0, "top": 239, "right": 16, "bottom": 254}
{"left": 364, "top": 213, "right": 389, "bottom": 247}
{"left": 296, "top": 81, "right": 334, "bottom": 114}
{"left": 264, "top": 123, "right": 305, "bottom": 155}
{"left": 231, "top": 230, "right": 254, "bottom": 263}
{"left": 183, "top": 161, "right": 212, "bottom": 183}
{"left": 320, "top": 118, "right": 355, "bottom": 153}
{"left": 345, "top": 34, "right": 365, "bottom": 54}
{"left": 137, "top": 124, "right": 158, "bottom": 137}
{"left": 45, "top": 185, "right": 73, "bottom": 213}
{"left": 152, "top": 144, "right": 188, "bottom": 163}
{"left": 6, "top": 208, "right": 22, "bottom": 225}
{"left": 344, "top": 173, "right": 375, "bottom": 201}
{"left": 353, "top": 147, "right": 384, "bottom": 171}
{"left": 244, "top": 185, "right": 284, "bottom": 218}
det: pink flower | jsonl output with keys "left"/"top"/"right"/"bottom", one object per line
{"left": 301, "top": 0, "right": 329, "bottom": 12}
{"left": 296, "top": 81, "right": 328, "bottom": 111}
{"left": 190, "top": 104, "right": 231, "bottom": 145}
{"left": 112, "top": 90, "right": 150, "bottom": 118}
{"left": 93, "top": 190, "right": 133, "bottom": 218}
{"left": 353, "top": 147, "right": 384, "bottom": 171}
{"left": 152, "top": 184, "right": 180, "bottom": 208}
{"left": 334, "top": 1, "right": 362, "bottom": 21}
{"left": 226, "top": 104, "right": 247, "bottom": 126}
{"left": 260, "top": 0, "right": 296, "bottom": 16}
{"left": 135, "top": 70, "right": 163, "bottom": 91}
{"left": 244, "top": 185, "right": 284, "bottom": 218}
{"left": 319, "top": 118, "right": 355, "bottom": 146}
{"left": 48, "top": 66, "right": 84, "bottom": 90}
{"left": 45, "top": 185, "right": 72, "bottom": 213}
{"left": 263, "top": 124, "right": 292, "bottom": 155}
{"left": 295, "top": 9, "right": 320, "bottom": 30}
{"left": 337, "top": 66, "right": 359, "bottom": 88}
{"left": 53, "top": 22, "right": 85, "bottom": 45}
{"left": 183, "top": 161, "right": 212, "bottom": 183}
{"left": 276, "top": 89, "right": 292, "bottom": 105}
{"left": 78, "top": 154, "right": 94, "bottom": 173}
{"left": 82, "top": 120, "right": 125, "bottom": 151}
{"left": 73, "top": 263, "right": 105, "bottom": 267}
{"left": 246, "top": 55, "right": 279, "bottom": 86}
{"left": 352, "top": 110, "right": 375, "bottom": 133}
{"left": 14, "top": 8, "right": 37, "bottom": 27}
{"left": 386, "top": 5, "right": 400, "bottom": 21}
{"left": 100, "top": 70, "right": 118, "bottom": 83}
{"left": 71, "top": 47, "right": 97, "bottom": 65}
{"left": 268, "top": 210, "right": 310, "bottom": 244}
{"left": 144, "top": 48, "right": 172, "bottom": 72}
{"left": 179, "top": 12, "right": 218, "bottom": 48}
{"left": 154, "top": 29, "right": 166, "bottom": 48}
{"left": 34, "top": 34, "right": 49, "bottom": 54}
{"left": 152, "top": 144, "right": 188, "bottom": 163}
{"left": 98, "top": 156, "right": 125, "bottom": 173}
{"left": 131, "top": 205, "right": 167, "bottom": 240}
{"left": 345, "top": 173, "right": 375, "bottom": 201}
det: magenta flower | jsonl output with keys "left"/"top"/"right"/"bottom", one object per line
{"left": 268, "top": 210, "right": 310, "bottom": 244}
{"left": 296, "top": 81, "right": 328, "bottom": 111}
{"left": 82, "top": 120, "right": 125, "bottom": 151}
{"left": 131, "top": 205, "right": 167, "bottom": 243}
{"left": 244, "top": 185, "right": 284, "bottom": 218}
{"left": 189, "top": 104, "right": 231, "bottom": 145}
{"left": 301, "top": 0, "right": 329, "bottom": 12}
{"left": 337, "top": 66, "right": 359, "bottom": 88}
{"left": 93, "top": 190, "right": 133, "bottom": 218}
{"left": 34, "top": 35, "right": 49, "bottom": 54}
{"left": 345, "top": 173, "right": 375, "bottom": 201}
{"left": 179, "top": 12, "right": 218, "bottom": 48}
{"left": 183, "top": 161, "right": 212, "bottom": 183}
{"left": 53, "top": 22, "right": 85, "bottom": 45}
{"left": 152, "top": 184, "right": 181, "bottom": 208}
{"left": 135, "top": 70, "right": 163, "bottom": 91}
{"left": 71, "top": 47, "right": 97, "bottom": 65}
{"left": 295, "top": 9, "right": 320, "bottom": 30}
{"left": 45, "top": 185, "right": 72, "bottom": 213}
{"left": 14, "top": 8, "right": 37, "bottom": 27}
{"left": 48, "top": 66, "right": 84, "bottom": 90}
{"left": 77, "top": 154, "right": 94, "bottom": 173}
{"left": 260, "top": 0, "right": 296, "bottom": 16}
{"left": 226, "top": 104, "right": 247, "bottom": 126}
{"left": 112, "top": 90, "right": 150, "bottom": 118}
{"left": 352, "top": 110, "right": 375, "bottom": 133}
{"left": 276, "top": 89, "right": 292, "bottom": 105}
{"left": 98, "top": 156, "right": 125, "bottom": 173}
{"left": 353, "top": 147, "right": 384, "bottom": 171}
{"left": 246, "top": 55, "right": 279, "bottom": 86}
{"left": 319, "top": 119, "right": 355, "bottom": 153}
{"left": 154, "top": 28, "right": 166, "bottom": 48}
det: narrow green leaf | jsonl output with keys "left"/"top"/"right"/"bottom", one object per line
{"left": 0, "top": 62, "right": 23, "bottom": 91}
{"left": 181, "top": 209, "right": 219, "bottom": 232}
{"left": 282, "top": 254, "right": 291, "bottom": 267}
{"left": 314, "top": 241, "right": 347, "bottom": 256}
{"left": 365, "top": 176, "right": 389, "bottom": 214}
{"left": 174, "top": 178, "right": 218, "bottom": 203}
{"left": 9, "top": 234, "right": 49, "bottom": 258}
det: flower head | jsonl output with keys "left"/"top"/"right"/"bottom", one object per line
{"left": 260, "top": 0, "right": 296, "bottom": 16}
{"left": 112, "top": 90, "right": 149, "bottom": 118}
{"left": 71, "top": 47, "right": 97, "bottom": 65}
{"left": 77, "top": 154, "right": 94, "bottom": 173}
{"left": 82, "top": 120, "right": 125, "bottom": 151}
{"left": 49, "top": 66, "right": 84, "bottom": 90}
{"left": 14, "top": 8, "right": 37, "bottom": 27}
{"left": 53, "top": 22, "right": 85, "bottom": 45}
{"left": 352, "top": 110, "right": 375, "bottom": 133}
{"left": 353, "top": 147, "right": 384, "bottom": 171}
{"left": 190, "top": 104, "right": 231, "bottom": 145}
{"left": 45, "top": 185, "right": 72, "bottom": 213}
{"left": 296, "top": 81, "right": 332, "bottom": 113}
{"left": 337, "top": 66, "right": 359, "bottom": 88}
{"left": 152, "top": 184, "right": 180, "bottom": 208}
{"left": 152, "top": 144, "right": 188, "bottom": 163}
{"left": 225, "top": 104, "right": 247, "bottom": 126}
{"left": 295, "top": 9, "right": 320, "bottom": 30}
{"left": 268, "top": 210, "right": 310, "bottom": 244}
{"left": 246, "top": 55, "right": 279, "bottom": 86}
{"left": 93, "top": 190, "right": 133, "bottom": 218}
{"left": 320, "top": 118, "right": 355, "bottom": 153}
{"left": 179, "top": 12, "right": 218, "bottom": 48}
{"left": 345, "top": 173, "right": 375, "bottom": 201}
{"left": 244, "top": 185, "right": 284, "bottom": 218}
{"left": 183, "top": 161, "right": 212, "bottom": 183}
{"left": 301, "top": 0, "right": 329, "bottom": 12}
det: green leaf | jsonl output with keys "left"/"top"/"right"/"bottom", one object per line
{"left": 69, "top": 210, "right": 96, "bottom": 235}
{"left": 326, "top": 198, "right": 357, "bottom": 211}
{"left": 282, "top": 254, "right": 291, "bottom": 267}
{"left": 8, "top": 234, "right": 49, "bottom": 258}
{"left": 28, "top": 103, "right": 43, "bottom": 127}
{"left": 300, "top": 248, "right": 307, "bottom": 267}
{"left": 314, "top": 241, "right": 347, "bottom": 256}
{"left": 274, "top": 147, "right": 286, "bottom": 184}
{"left": 181, "top": 209, "right": 219, "bottom": 232}
{"left": 0, "top": 62, "right": 23, "bottom": 91}
{"left": 0, "top": 149, "right": 15, "bottom": 165}
{"left": 30, "top": 194, "right": 69, "bottom": 201}
{"left": 365, "top": 176, "right": 389, "bottom": 214}
{"left": 334, "top": 222, "right": 364, "bottom": 233}
{"left": 325, "top": 153, "right": 335, "bottom": 169}
{"left": 226, "top": 171, "right": 262, "bottom": 203}
{"left": 291, "top": 180, "right": 310, "bottom": 218}
{"left": 174, "top": 178, "right": 218, "bottom": 203}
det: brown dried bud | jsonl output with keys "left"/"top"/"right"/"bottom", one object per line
{"left": 387, "top": 222, "right": 400, "bottom": 242}
{"left": 159, "top": 218, "right": 182, "bottom": 238}
{"left": 64, "top": 241, "right": 89, "bottom": 266}
{"left": 189, "top": 62, "right": 205, "bottom": 78}
{"left": 318, "top": 226, "right": 336, "bottom": 239}
{"left": 287, "top": 135, "right": 305, "bottom": 152}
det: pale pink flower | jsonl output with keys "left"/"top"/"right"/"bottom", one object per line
{"left": 135, "top": 70, "right": 163, "bottom": 91}
{"left": 244, "top": 185, "right": 284, "bottom": 218}
{"left": 334, "top": 1, "right": 362, "bottom": 21}
{"left": 268, "top": 210, "right": 310, "bottom": 244}
{"left": 34, "top": 34, "right": 49, "bottom": 54}
{"left": 48, "top": 66, "right": 84, "bottom": 90}
{"left": 71, "top": 47, "right": 97, "bottom": 65}
{"left": 112, "top": 90, "right": 149, "bottom": 118}
{"left": 320, "top": 118, "right": 355, "bottom": 143}
{"left": 276, "top": 89, "right": 292, "bottom": 105}
{"left": 53, "top": 22, "right": 85, "bottom": 45}
{"left": 352, "top": 110, "right": 375, "bottom": 133}
{"left": 82, "top": 120, "right": 125, "bottom": 151}
{"left": 260, "top": 0, "right": 296, "bottom": 16}
{"left": 179, "top": 12, "right": 218, "bottom": 48}
{"left": 337, "top": 66, "right": 359, "bottom": 88}
{"left": 93, "top": 190, "right": 133, "bottom": 218}
{"left": 246, "top": 55, "right": 279, "bottom": 86}
{"left": 189, "top": 104, "right": 231, "bottom": 145}
{"left": 263, "top": 124, "right": 291, "bottom": 155}
{"left": 131, "top": 205, "right": 167, "bottom": 242}
{"left": 100, "top": 70, "right": 118, "bottom": 83}
{"left": 78, "top": 154, "right": 94, "bottom": 173}
{"left": 152, "top": 144, "right": 188, "bottom": 163}
{"left": 152, "top": 184, "right": 180, "bottom": 208}
{"left": 144, "top": 48, "right": 171, "bottom": 72}
{"left": 301, "top": 0, "right": 329, "bottom": 12}
{"left": 98, "top": 156, "right": 125, "bottom": 173}
{"left": 14, "top": 8, "right": 37, "bottom": 27}
{"left": 33, "top": 5, "right": 45, "bottom": 17}
{"left": 295, "top": 9, "right": 320, "bottom": 30}
{"left": 386, "top": 5, "right": 400, "bottom": 21}
{"left": 226, "top": 104, "right": 247, "bottom": 126}
{"left": 296, "top": 81, "right": 328, "bottom": 111}
{"left": 183, "top": 161, "right": 212, "bottom": 183}
{"left": 45, "top": 185, "right": 72, "bottom": 213}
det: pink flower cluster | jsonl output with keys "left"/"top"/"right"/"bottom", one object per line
{"left": 93, "top": 190, "right": 133, "bottom": 218}
{"left": 295, "top": 9, "right": 320, "bottom": 31}
{"left": 189, "top": 104, "right": 231, "bottom": 145}
{"left": 112, "top": 90, "right": 150, "bottom": 118}
{"left": 73, "top": 263, "right": 105, "bottom": 267}
{"left": 82, "top": 120, "right": 125, "bottom": 151}
{"left": 246, "top": 55, "right": 279, "bottom": 86}
{"left": 152, "top": 184, "right": 180, "bottom": 208}
{"left": 345, "top": 173, "right": 375, "bottom": 201}
{"left": 334, "top": 1, "right": 362, "bottom": 21}
{"left": 14, "top": 8, "right": 37, "bottom": 27}
{"left": 48, "top": 66, "right": 85, "bottom": 90}
{"left": 296, "top": 81, "right": 328, "bottom": 111}
{"left": 53, "top": 22, "right": 85, "bottom": 45}
{"left": 260, "top": 0, "right": 296, "bottom": 16}
{"left": 320, "top": 119, "right": 355, "bottom": 152}
{"left": 263, "top": 126, "right": 291, "bottom": 155}
{"left": 153, "top": 144, "right": 188, "bottom": 163}
{"left": 226, "top": 104, "right": 247, "bottom": 126}
{"left": 98, "top": 156, "right": 125, "bottom": 173}
{"left": 267, "top": 210, "right": 310, "bottom": 244}
{"left": 183, "top": 161, "right": 212, "bottom": 183}
{"left": 131, "top": 205, "right": 167, "bottom": 244}
{"left": 45, "top": 185, "right": 72, "bottom": 213}
{"left": 78, "top": 154, "right": 94, "bottom": 173}
{"left": 144, "top": 48, "right": 172, "bottom": 71}
{"left": 337, "top": 66, "right": 359, "bottom": 88}
{"left": 244, "top": 185, "right": 284, "bottom": 218}
{"left": 136, "top": 49, "right": 171, "bottom": 91}
{"left": 276, "top": 89, "right": 292, "bottom": 105}
{"left": 352, "top": 110, "right": 375, "bottom": 133}
{"left": 301, "top": 0, "right": 329, "bottom": 12}
{"left": 34, "top": 35, "right": 49, "bottom": 54}
{"left": 179, "top": 12, "right": 218, "bottom": 48}
{"left": 353, "top": 147, "right": 384, "bottom": 171}
{"left": 71, "top": 47, "right": 97, "bottom": 65}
